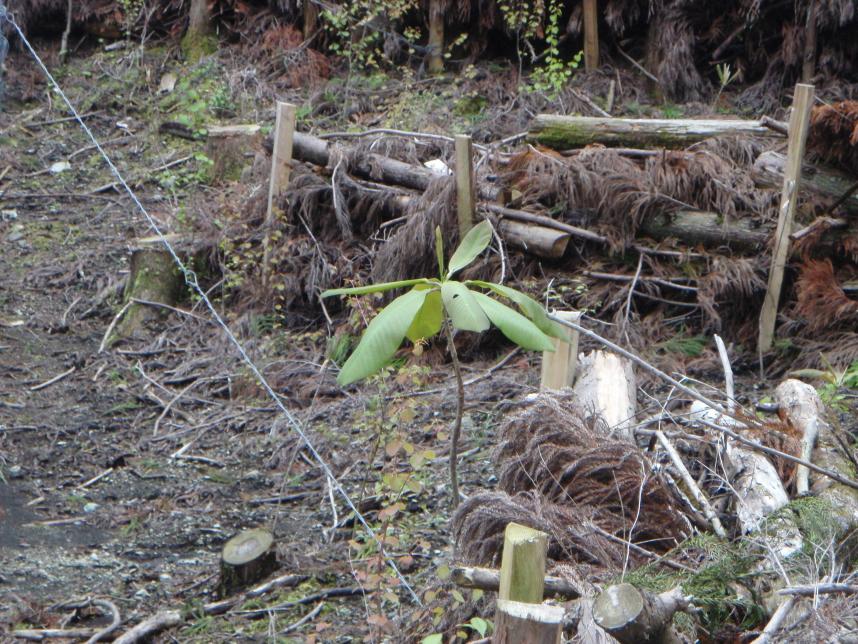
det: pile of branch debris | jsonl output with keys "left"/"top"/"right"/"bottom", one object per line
{"left": 213, "top": 100, "right": 858, "bottom": 373}
{"left": 439, "top": 345, "right": 858, "bottom": 642}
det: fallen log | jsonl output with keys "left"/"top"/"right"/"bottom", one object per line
{"left": 451, "top": 565, "right": 581, "bottom": 599}
{"left": 775, "top": 380, "right": 858, "bottom": 534}
{"left": 752, "top": 151, "right": 858, "bottom": 214}
{"left": 290, "top": 130, "right": 858, "bottom": 254}
{"left": 528, "top": 115, "right": 779, "bottom": 150}
{"left": 592, "top": 584, "right": 690, "bottom": 644}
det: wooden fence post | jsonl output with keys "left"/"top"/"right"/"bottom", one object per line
{"left": 263, "top": 101, "right": 297, "bottom": 289}
{"left": 758, "top": 83, "right": 814, "bottom": 354}
{"left": 455, "top": 134, "right": 475, "bottom": 240}
{"left": 303, "top": 0, "right": 318, "bottom": 42}
{"left": 540, "top": 310, "right": 580, "bottom": 390}
{"left": 495, "top": 522, "right": 563, "bottom": 642}
{"left": 583, "top": 0, "right": 600, "bottom": 71}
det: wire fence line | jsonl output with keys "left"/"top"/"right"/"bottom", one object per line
{"left": 1, "top": 10, "right": 422, "bottom": 606}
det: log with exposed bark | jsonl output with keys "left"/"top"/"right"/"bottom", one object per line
{"left": 286, "top": 131, "right": 858, "bottom": 254}
{"left": 592, "top": 584, "right": 689, "bottom": 644}
{"left": 451, "top": 565, "right": 581, "bottom": 599}
{"left": 218, "top": 528, "right": 278, "bottom": 598}
{"left": 753, "top": 150, "right": 858, "bottom": 214}
{"left": 528, "top": 115, "right": 779, "bottom": 150}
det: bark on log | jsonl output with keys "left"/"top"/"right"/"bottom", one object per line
{"left": 592, "top": 584, "right": 687, "bottom": 644}
{"left": 528, "top": 115, "right": 779, "bottom": 150}
{"left": 218, "top": 528, "right": 278, "bottom": 598}
{"left": 451, "top": 565, "right": 581, "bottom": 599}
{"left": 573, "top": 350, "right": 637, "bottom": 441}
{"left": 494, "top": 599, "right": 564, "bottom": 644}
{"left": 291, "top": 131, "right": 858, "bottom": 254}
{"left": 753, "top": 150, "right": 858, "bottom": 214}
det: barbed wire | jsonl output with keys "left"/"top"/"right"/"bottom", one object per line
{"left": 1, "top": 11, "right": 422, "bottom": 606}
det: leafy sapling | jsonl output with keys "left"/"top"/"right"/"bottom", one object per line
{"left": 321, "top": 220, "right": 567, "bottom": 507}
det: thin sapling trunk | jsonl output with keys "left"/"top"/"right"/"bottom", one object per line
{"left": 445, "top": 320, "right": 465, "bottom": 509}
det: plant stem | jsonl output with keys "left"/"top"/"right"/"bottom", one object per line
{"left": 445, "top": 320, "right": 465, "bottom": 509}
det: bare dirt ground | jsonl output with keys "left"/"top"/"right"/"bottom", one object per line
{"left": 0, "top": 42, "right": 533, "bottom": 642}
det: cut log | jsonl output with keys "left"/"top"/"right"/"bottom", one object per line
{"left": 451, "top": 565, "right": 581, "bottom": 599}
{"left": 218, "top": 528, "right": 278, "bottom": 598}
{"left": 775, "top": 379, "right": 858, "bottom": 534}
{"left": 494, "top": 600, "right": 564, "bottom": 644}
{"left": 499, "top": 219, "right": 570, "bottom": 259}
{"left": 114, "top": 242, "right": 183, "bottom": 341}
{"left": 206, "top": 125, "right": 262, "bottom": 184}
{"left": 573, "top": 350, "right": 637, "bottom": 441}
{"left": 753, "top": 150, "right": 858, "bottom": 214}
{"left": 528, "top": 115, "right": 779, "bottom": 150}
{"left": 638, "top": 210, "right": 769, "bottom": 251}
{"left": 592, "top": 584, "right": 688, "bottom": 644}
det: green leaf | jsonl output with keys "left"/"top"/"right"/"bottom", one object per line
{"left": 337, "top": 288, "right": 429, "bottom": 385}
{"left": 434, "top": 226, "right": 445, "bottom": 278}
{"left": 467, "top": 617, "right": 489, "bottom": 637}
{"left": 321, "top": 278, "right": 433, "bottom": 298}
{"left": 471, "top": 291, "right": 554, "bottom": 351}
{"left": 446, "top": 220, "right": 493, "bottom": 278}
{"left": 467, "top": 280, "right": 566, "bottom": 339}
{"left": 441, "top": 281, "right": 489, "bottom": 332}
{"left": 421, "top": 635, "right": 443, "bottom": 644}
{"left": 406, "top": 289, "right": 443, "bottom": 342}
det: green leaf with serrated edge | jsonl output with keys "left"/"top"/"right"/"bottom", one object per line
{"left": 441, "top": 281, "right": 489, "bottom": 332}
{"left": 321, "top": 278, "right": 433, "bottom": 298}
{"left": 471, "top": 291, "right": 554, "bottom": 351}
{"left": 466, "top": 280, "right": 566, "bottom": 339}
{"left": 406, "top": 289, "right": 443, "bottom": 342}
{"left": 434, "top": 226, "right": 445, "bottom": 278}
{"left": 337, "top": 288, "right": 429, "bottom": 385}
{"left": 446, "top": 220, "right": 492, "bottom": 278}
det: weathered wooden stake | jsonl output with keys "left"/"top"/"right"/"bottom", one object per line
{"left": 758, "top": 83, "right": 814, "bottom": 354}
{"left": 263, "top": 101, "right": 297, "bottom": 288}
{"left": 540, "top": 310, "right": 580, "bottom": 390}
{"left": 455, "top": 134, "right": 475, "bottom": 241}
{"left": 498, "top": 522, "right": 548, "bottom": 603}
{"left": 303, "top": 0, "right": 318, "bottom": 41}
{"left": 495, "top": 523, "right": 562, "bottom": 642}
{"left": 802, "top": 1, "right": 818, "bottom": 82}
{"left": 583, "top": 0, "right": 600, "bottom": 71}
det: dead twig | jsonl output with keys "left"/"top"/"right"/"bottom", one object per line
{"left": 282, "top": 602, "right": 325, "bottom": 634}
{"left": 30, "top": 366, "right": 76, "bottom": 392}
{"left": 113, "top": 610, "right": 182, "bottom": 644}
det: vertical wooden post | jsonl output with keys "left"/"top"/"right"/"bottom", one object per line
{"left": 455, "top": 134, "right": 475, "bottom": 241}
{"left": 427, "top": 0, "right": 445, "bottom": 74}
{"left": 802, "top": 1, "right": 818, "bottom": 83}
{"left": 498, "top": 522, "right": 548, "bottom": 603}
{"left": 303, "top": 0, "right": 318, "bottom": 42}
{"left": 263, "top": 102, "right": 297, "bottom": 289}
{"left": 583, "top": 0, "right": 600, "bottom": 71}
{"left": 540, "top": 310, "right": 580, "bottom": 390}
{"left": 758, "top": 83, "right": 814, "bottom": 354}
{"left": 495, "top": 523, "right": 562, "bottom": 643}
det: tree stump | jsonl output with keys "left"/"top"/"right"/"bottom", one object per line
{"left": 114, "top": 240, "right": 183, "bottom": 341}
{"left": 218, "top": 528, "right": 277, "bottom": 598}
{"left": 206, "top": 124, "right": 262, "bottom": 184}
{"left": 494, "top": 599, "right": 564, "bottom": 644}
{"left": 592, "top": 583, "right": 687, "bottom": 644}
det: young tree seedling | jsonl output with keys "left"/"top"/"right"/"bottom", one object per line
{"left": 322, "top": 220, "right": 566, "bottom": 507}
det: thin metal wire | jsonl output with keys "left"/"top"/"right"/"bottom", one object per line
{"left": 4, "top": 14, "right": 421, "bottom": 606}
